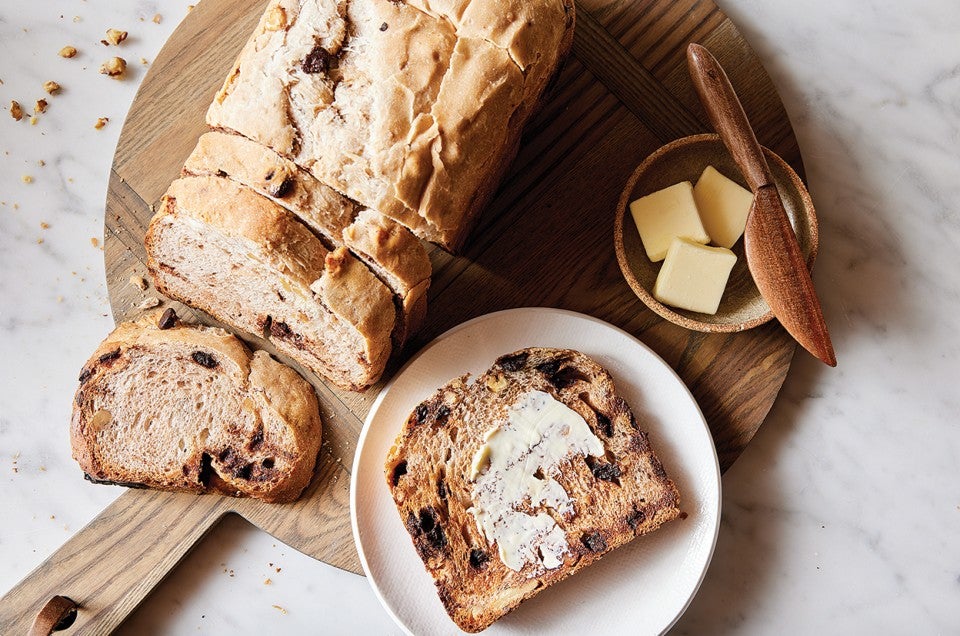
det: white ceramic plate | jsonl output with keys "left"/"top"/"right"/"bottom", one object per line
{"left": 351, "top": 308, "right": 721, "bottom": 635}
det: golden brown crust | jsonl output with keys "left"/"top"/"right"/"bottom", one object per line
{"left": 183, "top": 131, "right": 358, "bottom": 238}
{"left": 206, "top": 0, "right": 576, "bottom": 251}
{"left": 385, "top": 347, "right": 680, "bottom": 631}
{"left": 183, "top": 132, "right": 431, "bottom": 347}
{"left": 71, "top": 312, "right": 322, "bottom": 503}
{"left": 144, "top": 175, "right": 396, "bottom": 390}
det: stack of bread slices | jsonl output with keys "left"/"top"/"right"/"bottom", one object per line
{"left": 145, "top": 0, "right": 576, "bottom": 391}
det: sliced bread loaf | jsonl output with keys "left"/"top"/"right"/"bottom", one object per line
{"left": 145, "top": 174, "right": 396, "bottom": 391}
{"left": 206, "top": 0, "right": 575, "bottom": 251}
{"left": 181, "top": 131, "right": 431, "bottom": 347}
{"left": 385, "top": 347, "right": 680, "bottom": 632}
{"left": 71, "top": 310, "right": 322, "bottom": 503}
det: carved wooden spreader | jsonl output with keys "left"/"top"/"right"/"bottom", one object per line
{"left": 0, "top": 0, "right": 806, "bottom": 633}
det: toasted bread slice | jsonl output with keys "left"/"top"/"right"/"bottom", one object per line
{"left": 385, "top": 347, "right": 680, "bottom": 631}
{"left": 145, "top": 175, "right": 396, "bottom": 391}
{"left": 71, "top": 311, "right": 322, "bottom": 503}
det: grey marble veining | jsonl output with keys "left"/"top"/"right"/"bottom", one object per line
{"left": 2, "top": 0, "right": 959, "bottom": 633}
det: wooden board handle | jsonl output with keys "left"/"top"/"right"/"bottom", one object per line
{"left": 0, "top": 489, "right": 229, "bottom": 635}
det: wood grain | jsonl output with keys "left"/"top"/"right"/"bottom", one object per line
{"left": 0, "top": 0, "right": 806, "bottom": 632}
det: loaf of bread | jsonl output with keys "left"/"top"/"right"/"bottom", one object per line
{"left": 71, "top": 311, "right": 322, "bottom": 503}
{"left": 181, "top": 131, "right": 431, "bottom": 348}
{"left": 206, "top": 0, "right": 576, "bottom": 251}
{"left": 385, "top": 348, "right": 680, "bottom": 631}
{"left": 145, "top": 175, "right": 396, "bottom": 390}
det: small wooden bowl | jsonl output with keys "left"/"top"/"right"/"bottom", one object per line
{"left": 614, "top": 134, "right": 818, "bottom": 332}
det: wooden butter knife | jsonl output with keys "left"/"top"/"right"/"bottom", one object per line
{"left": 686, "top": 43, "right": 836, "bottom": 366}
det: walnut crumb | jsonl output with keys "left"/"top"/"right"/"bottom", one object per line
{"left": 94, "top": 117, "right": 109, "bottom": 129}
{"left": 264, "top": 578, "right": 272, "bottom": 585}
{"left": 40, "top": 222, "right": 50, "bottom": 229}
{"left": 140, "top": 57, "right": 149, "bottom": 66}
{"left": 129, "top": 275, "right": 148, "bottom": 291}
{"left": 152, "top": 14, "right": 162, "bottom": 24}
{"left": 138, "top": 297, "right": 161, "bottom": 310}
{"left": 35, "top": 99, "right": 48, "bottom": 114}
{"left": 10, "top": 100, "right": 23, "bottom": 121}
{"left": 59, "top": 45, "right": 78, "bottom": 58}
{"left": 105, "top": 29, "right": 128, "bottom": 46}
{"left": 38, "top": 159, "right": 46, "bottom": 167}
{"left": 43, "top": 81, "right": 61, "bottom": 94}
{"left": 100, "top": 57, "right": 126, "bottom": 78}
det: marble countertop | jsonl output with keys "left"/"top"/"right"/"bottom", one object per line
{"left": 2, "top": 0, "right": 958, "bottom": 633}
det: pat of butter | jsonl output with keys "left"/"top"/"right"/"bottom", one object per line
{"left": 693, "top": 165, "right": 754, "bottom": 249}
{"left": 629, "top": 181, "right": 710, "bottom": 262}
{"left": 467, "top": 390, "right": 604, "bottom": 575}
{"left": 654, "top": 237, "right": 737, "bottom": 314}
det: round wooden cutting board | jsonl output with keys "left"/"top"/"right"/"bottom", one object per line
{"left": 1, "top": 1, "right": 808, "bottom": 633}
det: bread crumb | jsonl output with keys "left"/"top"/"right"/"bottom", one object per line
{"left": 40, "top": 222, "right": 50, "bottom": 229}
{"left": 264, "top": 578, "right": 272, "bottom": 585}
{"left": 105, "top": 29, "right": 128, "bottom": 46}
{"left": 100, "top": 57, "right": 126, "bottom": 78}
{"left": 10, "top": 100, "right": 23, "bottom": 121}
{"left": 35, "top": 99, "right": 48, "bottom": 114}
{"left": 59, "top": 45, "right": 78, "bottom": 58}
{"left": 37, "top": 238, "right": 44, "bottom": 244}
{"left": 29, "top": 115, "right": 38, "bottom": 126}
{"left": 152, "top": 13, "right": 162, "bottom": 24}
{"left": 22, "top": 175, "right": 34, "bottom": 184}
{"left": 187, "top": 5, "right": 195, "bottom": 11}
{"left": 138, "top": 297, "right": 161, "bottom": 310}
{"left": 130, "top": 275, "right": 148, "bottom": 291}
{"left": 57, "top": 295, "right": 64, "bottom": 303}
{"left": 140, "top": 57, "right": 149, "bottom": 66}
{"left": 72, "top": 16, "right": 81, "bottom": 23}
{"left": 38, "top": 160, "right": 46, "bottom": 167}
{"left": 94, "top": 117, "right": 109, "bottom": 129}
{"left": 272, "top": 605, "right": 287, "bottom": 615}
{"left": 90, "top": 237, "right": 100, "bottom": 248}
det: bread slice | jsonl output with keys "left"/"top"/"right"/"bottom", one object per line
{"left": 71, "top": 311, "right": 322, "bottom": 503}
{"left": 145, "top": 174, "right": 395, "bottom": 391}
{"left": 181, "top": 131, "right": 431, "bottom": 347}
{"left": 206, "top": 0, "right": 575, "bottom": 251}
{"left": 385, "top": 347, "right": 680, "bottom": 632}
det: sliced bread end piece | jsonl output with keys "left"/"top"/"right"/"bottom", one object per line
{"left": 71, "top": 311, "right": 322, "bottom": 503}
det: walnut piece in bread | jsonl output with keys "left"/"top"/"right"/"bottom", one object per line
{"left": 385, "top": 347, "right": 681, "bottom": 631}
{"left": 71, "top": 311, "right": 322, "bottom": 503}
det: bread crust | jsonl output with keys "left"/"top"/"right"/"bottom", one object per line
{"left": 183, "top": 132, "right": 431, "bottom": 347}
{"left": 206, "top": 0, "right": 576, "bottom": 251}
{"left": 71, "top": 312, "right": 322, "bottom": 503}
{"left": 145, "top": 175, "right": 396, "bottom": 390}
{"left": 385, "top": 347, "right": 680, "bottom": 631}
